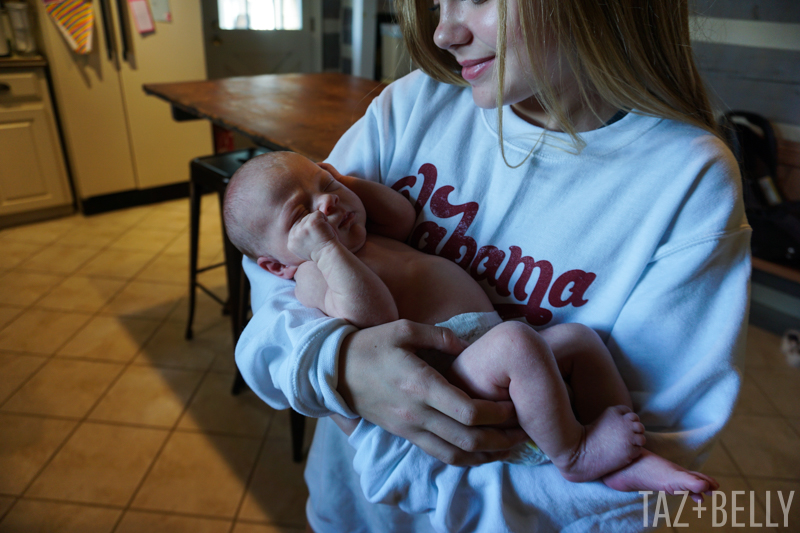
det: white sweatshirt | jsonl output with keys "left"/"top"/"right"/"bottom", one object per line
{"left": 236, "top": 70, "right": 751, "bottom": 532}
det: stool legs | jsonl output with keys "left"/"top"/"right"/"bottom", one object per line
{"left": 186, "top": 178, "right": 203, "bottom": 340}
{"left": 290, "top": 409, "right": 306, "bottom": 463}
{"left": 187, "top": 149, "right": 305, "bottom": 463}
{"left": 231, "top": 269, "right": 251, "bottom": 396}
{"left": 219, "top": 193, "right": 243, "bottom": 348}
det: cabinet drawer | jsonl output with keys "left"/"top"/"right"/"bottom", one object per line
{"left": 0, "top": 72, "right": 41, "bottom": 100}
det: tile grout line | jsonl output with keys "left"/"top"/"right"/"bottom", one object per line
{"left": 227, "top": 405, "right": 279, "bottom": 533}
{"left": 750, "top": 375, "right": 800, "bottom": 440}
{"left": 110, "top": 331, "right": 235, "bottom": 532}
{"left": 1, "top": 201, "right": 255, "bottom": 528}
{"left": 6, "top": 209, "right": 196, "bottom": 508}
{"left": 0, "top": 496, "right": 19, "bottom": 526}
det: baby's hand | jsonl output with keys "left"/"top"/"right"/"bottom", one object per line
{"left": 288, "top": 210, "right": 339, "bottom": 261}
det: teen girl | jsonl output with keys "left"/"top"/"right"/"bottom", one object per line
{"left": 235, "top": 0, "right": 751, "bottom": 530}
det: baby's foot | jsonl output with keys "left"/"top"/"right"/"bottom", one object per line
{"left": 555, "top": 405, "right": 645, "bottom": 483}
{"left": 602, "top": 449, "right": 719, "bottom": 502}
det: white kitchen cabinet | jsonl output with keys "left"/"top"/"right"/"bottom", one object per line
{"left": 0, "top": 65, "right": 73, "bottom": 217}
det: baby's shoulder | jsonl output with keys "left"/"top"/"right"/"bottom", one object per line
{"left": 360, "top": 234, "right": 420, "bottom": 258}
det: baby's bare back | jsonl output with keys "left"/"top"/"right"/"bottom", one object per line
{"left": 356, "top": 235, "right": 494, "bottom": 325}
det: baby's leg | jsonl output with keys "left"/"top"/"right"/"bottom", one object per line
{"left": 540, "top": 324, "right": 718, "bottom": 496}
{"left": 446, "top": 321, "right": 644, "bottom": 482}
{"left": 540, "top": 323, "right": 632, "bottom": 423}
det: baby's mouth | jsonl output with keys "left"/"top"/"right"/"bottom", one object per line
{"left": 338, "top": 212, "right": 354, "bottom": 229}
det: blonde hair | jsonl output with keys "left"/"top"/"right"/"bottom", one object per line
{"left": 395, "top": 0, "right": 719, "bottom": 158}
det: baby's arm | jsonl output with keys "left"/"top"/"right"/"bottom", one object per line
{"left": 319, "top": 163, "right": 415, "bottom": 242}
{"left": 291, "top": 211, "right": 398, "bottom": 328}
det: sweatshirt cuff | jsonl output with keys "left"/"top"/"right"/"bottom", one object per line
{"left": 314, "top": 322, "right": 360, "bottom": 418}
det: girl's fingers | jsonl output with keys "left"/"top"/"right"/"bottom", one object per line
{"left": 409, "top": 428, "right": 518, "bottom": 467}
{"left": 398, "top": 320, "right": 468, "bottom": 356}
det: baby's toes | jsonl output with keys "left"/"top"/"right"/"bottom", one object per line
{"left": 632, "top": 432, "right": 646, "bottom": 447}
{"left": 696, "top": 472, "right": 719, "bottom": 491}
{"left": 632, "top": 421, "right": 645, "bottom": 434}
{"left": 611, "top": 405, "right": 633, "bottom": 417}
{"left": 683, "top": 473, "right": 715, "bottom": 495}
{"left": 623, "top": 411, "right": 640, "bottom": 423}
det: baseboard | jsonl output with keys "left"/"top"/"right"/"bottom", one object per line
{"left": 749, "top": 301, "right": 798, "bottom": 336}
{"left": 0, "top": 204, "right": 76, "bottom": 229}
{"left": 80, "top": 182, "right": 190, "bottom": 216}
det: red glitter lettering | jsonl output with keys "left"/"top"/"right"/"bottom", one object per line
{"left": 410, "top": 221, "right": 448, "bottom": 254}
{"left": 549, "top": 270, "right": 596, "bottom": 308}
{"left": 430, "top": 186, "right": 479, "bottom": 268}
{"left": 471, "top": 246, "right": 506, "bottom": 287}
{"left": 391, "top": 164, "right": 437, "bottom": 217}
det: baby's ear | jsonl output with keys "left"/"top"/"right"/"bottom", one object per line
{"left": 257, "top": 257, "right": 298, "bottom": 279}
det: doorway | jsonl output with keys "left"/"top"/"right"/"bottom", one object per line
{"left": 202, "top": 0, "right": 323, "bottom": 78}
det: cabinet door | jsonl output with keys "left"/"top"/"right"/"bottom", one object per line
{"left": 0, "top": 106, "right": 73, "bottom": 215}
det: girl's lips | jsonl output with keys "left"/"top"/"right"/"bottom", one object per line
{"left": 461, "top": 57, "right": 495, "bottom": 82}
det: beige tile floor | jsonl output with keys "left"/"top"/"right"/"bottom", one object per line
{"left": 1, "top": 197, "right": 799, "bottom": 532}
{"left": 0, "top": 197, "right": 311, "bottom": 533}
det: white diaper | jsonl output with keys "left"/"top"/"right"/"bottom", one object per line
{"left": 435, "top": 311, "right": 503, "bottom": 343}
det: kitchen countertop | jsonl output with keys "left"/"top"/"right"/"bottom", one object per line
{"left": 0, "top": 54, "right": 47, "bottom": 68}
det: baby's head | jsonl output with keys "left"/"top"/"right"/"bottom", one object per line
{"left": 223, "top": 151, "right": 367, "bottom": 279}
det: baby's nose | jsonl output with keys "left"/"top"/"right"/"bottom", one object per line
{"left": 319, "top": 194, "right": 338, "bottom": 214}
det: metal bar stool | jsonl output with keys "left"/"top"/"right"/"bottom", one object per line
{"left": 185, "top": 147, "right": 307, "bottom": 462}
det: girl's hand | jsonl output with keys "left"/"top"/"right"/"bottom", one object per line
{"left": 330, "top": 413, "right": 359, "bottom": 436}
{"left": 337, "top": 320, "right": 528, "bottom": 466}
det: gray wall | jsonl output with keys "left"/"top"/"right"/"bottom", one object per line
{"left": 691, "top": 0, "right": 800, "bottom": 198}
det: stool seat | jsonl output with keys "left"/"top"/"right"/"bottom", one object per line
{"left": 186, "top": 148, "right": 307, "bottom": 463}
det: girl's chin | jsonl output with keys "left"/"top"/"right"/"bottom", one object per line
{"left": 469, "top": 88, "right": 499, "bottom": 110}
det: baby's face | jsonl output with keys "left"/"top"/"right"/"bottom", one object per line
{"left": 262, "top": 155, "right": 367, "bottom": 268}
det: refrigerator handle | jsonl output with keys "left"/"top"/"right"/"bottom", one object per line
{"left": 114, "top": 0, "right": 131, "bottom": 62}
{"left": 98, "top": 0, "right": 116, "bottom": 62}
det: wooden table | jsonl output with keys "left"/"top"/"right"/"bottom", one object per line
{"left": 143, "top": 72, "right": 385, "bottom": 161}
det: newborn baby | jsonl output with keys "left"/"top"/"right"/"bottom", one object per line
{"left": 223, "top": 151, "right": 718, "bottom": 499}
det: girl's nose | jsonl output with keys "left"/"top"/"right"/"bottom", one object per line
{"left": 318, "top": 194, "right": 338, "bottom": 215}
{"left": 433, "top": 3, "right": 471, "bottom": 50}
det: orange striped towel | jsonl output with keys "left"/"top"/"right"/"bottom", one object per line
{"left": 43, "top": 0, "right": 94, "bottom": 54}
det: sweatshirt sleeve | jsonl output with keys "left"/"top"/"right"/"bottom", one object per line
{"left": 606, "top": 225, "right": 752, "bottom": 466}
{"left": 235, "top": 255, "right": 358, "bottom": 417}
{"left": 608, "top": 138, "right": 752, "bottom": 466}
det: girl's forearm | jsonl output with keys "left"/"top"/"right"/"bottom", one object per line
{"left": 337, "top": 174, "right": 415, "bottom": 241}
